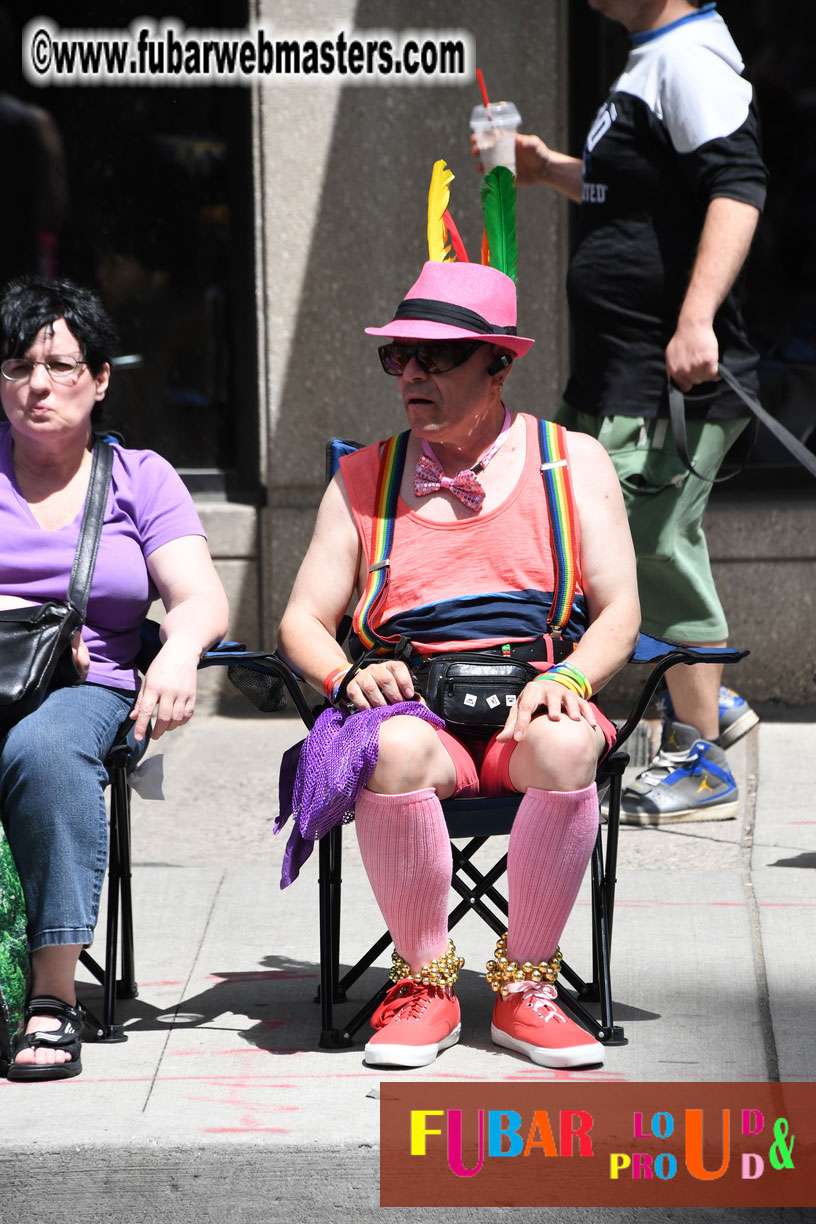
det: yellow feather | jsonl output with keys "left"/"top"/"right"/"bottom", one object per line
{"left": 427, "top": 160, "right": 455, "bottom": 262}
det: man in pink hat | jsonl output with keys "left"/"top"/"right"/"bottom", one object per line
{"left": 278, "top": 259, "right": 640, "bottom": 1070}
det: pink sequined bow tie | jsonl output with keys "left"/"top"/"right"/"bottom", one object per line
{"left": 413, "top": 452, "right": 486, "bottom": 511}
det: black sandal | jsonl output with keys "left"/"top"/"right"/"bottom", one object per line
{"left": 6, "top": 996, "right": 99, "bottom": 1083}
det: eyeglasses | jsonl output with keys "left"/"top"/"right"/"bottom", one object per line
{"left": 378, "top": 340, "right": 482, "bottom": 377}
{"left": 1, "top": 356, "right": 87, "bottom": 385}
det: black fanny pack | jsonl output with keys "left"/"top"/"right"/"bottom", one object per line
{"left": 411, "top": 636, "right": 575, "bottom": 739}
{"left": 337, "top": 636, "right": 575, "bottom": 738}
{"left": 411, "top": 651, "right": 539, "bottom": 739}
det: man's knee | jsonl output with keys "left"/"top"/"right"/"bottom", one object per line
{"left": 510, "top": 716, "right": 600, "bottom": 791}
{"left": 369, "top": 716, "right": 453, "bottom": 794}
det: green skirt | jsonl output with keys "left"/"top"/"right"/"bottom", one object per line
{"left": 0, "top": 822, "right": 29, "bottom": 1069}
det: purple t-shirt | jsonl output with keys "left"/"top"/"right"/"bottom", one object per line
{"left": 0, "top": 424, "right": 205, "bottom": 691}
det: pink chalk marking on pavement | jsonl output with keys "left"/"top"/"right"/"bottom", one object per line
{"left": 168, "top": 1047, "right": 291, "bottom": 1056}
{"left": 122, "top": 979, "right": 184, "bottom": 987}
{"left": 503, "top": 1069, "right": 628, "bottom": 1083}
{"left": 204, "top": 1128, "right": 290, "bottom": 1134}
{"left": 186, "top": 1095, "right": 299, "bottom": 1110}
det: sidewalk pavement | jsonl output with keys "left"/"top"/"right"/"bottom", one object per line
{"left": 1, "top": 704, "right": 814, "bottom": 1223}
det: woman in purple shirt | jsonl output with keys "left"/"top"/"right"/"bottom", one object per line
{"left": 0, "top": 277, "right": 229, "bottom": 1081}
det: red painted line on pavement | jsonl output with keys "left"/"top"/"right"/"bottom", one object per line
{"left": 754, "top": 901, "right": 811, "bottom": 907}
{"left": 612, "top": 899, "right": 816, "bottom": 908}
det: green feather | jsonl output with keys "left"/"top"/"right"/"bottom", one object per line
{"left": 480, "top": 166, "right": 518, "bottom": 284}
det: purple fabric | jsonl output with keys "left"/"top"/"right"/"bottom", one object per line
{"left": 0, "top": 424, "right": 205, "bottom": 690}
{"left": 275, "top": 701, "right": 445, "bottom": 887}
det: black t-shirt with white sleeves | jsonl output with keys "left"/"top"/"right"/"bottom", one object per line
{"left": 563, "top": 4, "right": 768, "bottom": 420}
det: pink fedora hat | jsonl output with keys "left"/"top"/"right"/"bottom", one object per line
{"left": 365, "top": 261, "right": 534, "bottom": 358}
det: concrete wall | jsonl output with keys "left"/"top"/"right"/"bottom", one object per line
{"left": 253, "top": 0, "right": 570, "bottom": 635}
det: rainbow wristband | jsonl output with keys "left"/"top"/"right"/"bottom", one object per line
{"left": 537, "top": 662, "right": 592, "bottom": 701}
{"left": 323, "top": 665, "right": 351, "bottom": 703}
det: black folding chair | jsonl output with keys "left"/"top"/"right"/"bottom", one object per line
{"left": 77, "top": 633, "right": 275, "bottom": 1041}
{"left": 229, "top": 437, "right": 747, "bottom": 1051}
{"left": 244, "top": 634, "right": 743, "bottom": 1050}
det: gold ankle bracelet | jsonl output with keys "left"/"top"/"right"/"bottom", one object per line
{"left": 485, "top": 933, "right": 562, "bottom": 997}
{"left": 390, "top": 939, "right": 464, "bottom": 988}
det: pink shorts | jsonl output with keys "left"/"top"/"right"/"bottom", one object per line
{"left": 434, "top": 703, "right": 617, "bottom": 797}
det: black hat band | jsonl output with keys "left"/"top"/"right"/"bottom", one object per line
{"left": 392, "top": 298, "right": 517, "bottom": 335}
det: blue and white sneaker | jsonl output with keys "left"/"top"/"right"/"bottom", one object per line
{"left": 620, "top": 721, "right": 739, "bottom": 825}
{"left": 656, "top": 686, "right": 759, "bottom": 750}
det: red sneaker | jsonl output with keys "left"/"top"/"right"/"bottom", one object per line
{"left": 491, "top": 981, "right": 603, "bottom": 1069}
{"left": 364, "top": 979, "right": 461, "bottom": 1068}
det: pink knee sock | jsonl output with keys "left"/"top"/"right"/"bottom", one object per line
{"left": 354, "top": 787, "right": 452, "bottom": 974}
{"left": 506, "top": 783, "right": 599, "bottom": 964}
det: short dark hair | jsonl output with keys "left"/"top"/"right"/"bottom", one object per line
{"left": 0, "top": 276, "right": 118, "bottom": 375}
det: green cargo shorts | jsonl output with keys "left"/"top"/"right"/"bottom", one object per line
{"left": 551, "top": 404, "right": 749, "bottom": 642}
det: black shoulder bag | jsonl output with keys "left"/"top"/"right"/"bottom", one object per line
{"left": 0, "top": 440, "right": 113, "bottom": 733}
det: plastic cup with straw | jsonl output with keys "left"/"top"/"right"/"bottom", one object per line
{"left": 470, "top": 68, "right": 521, "bottom": 175}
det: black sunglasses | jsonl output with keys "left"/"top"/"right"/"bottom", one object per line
{"left": 377, "top": 339, "right": 482, "bottom": 376}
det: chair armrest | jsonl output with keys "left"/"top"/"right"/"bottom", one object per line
{"left": 613, "top": 633, "right": 749, "bottom": 755}
{"left": 630, "top": 632, "right": 747, "bottom": 666}
{"left": 201, "top": 646, "right": 317, "bottom": 728}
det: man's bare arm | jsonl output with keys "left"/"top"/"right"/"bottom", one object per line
{"left": 514, "top": 133, "right": 584, "bottom": 203}
{"left": 666, "top": 196, "right": 761, "bottom": 390}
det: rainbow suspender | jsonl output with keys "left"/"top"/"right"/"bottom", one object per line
{"left": 353, "top": 420, "right": 578, "bottom": 651}
{"left": 537, "top": 418, "right": 578, "bottom": 633}
{"left": 354, "top": 431, "right": 411, "bottom": 651}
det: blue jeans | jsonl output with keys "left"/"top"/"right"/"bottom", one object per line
{"left": 0, "top": 684, "right": 136, "bottom": 952}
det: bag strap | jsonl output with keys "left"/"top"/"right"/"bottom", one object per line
{"left": 668, "top": 365, "right": 816, "bottom": 483}
{"left": 353, "top": 417, "right": 579, "bottom": 649}
{"left": 66, "top": 439, "right": 114, "bottom": 617}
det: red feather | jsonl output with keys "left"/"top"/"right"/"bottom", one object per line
{"left": 442, "top": 209, "right": 469, "bottom": 262}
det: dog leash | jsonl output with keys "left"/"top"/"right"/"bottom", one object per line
{"left": 668, "top": 363, "right": 816, "bottom": 483}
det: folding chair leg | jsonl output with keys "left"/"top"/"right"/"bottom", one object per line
{"left": 112, "top": 767, "right": 138, "bottom": 1002}
{"left": 448, "top": 842, "right": 509, "bottom": 936}
{"left": 603, "top": 769, "right": 623, "bottom": 944}
{"left": 318, "top": 826, "right": 353, "bottom": 1047}
{"left": 559, "top": 794, "right": 627, "bottom": 1046}
{"left": 79, "top": 760, "right": 134, "bottom": 1042}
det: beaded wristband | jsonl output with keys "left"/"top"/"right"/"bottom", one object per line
{"left": 323, "top": 665, "right": 351, "bottom": 702}
{"left": 485, "top": 933, "right": 563, "bottom": 997}
{"left": 390, "top": 939, "right": 465, "bottom": 988}
{"left": 536, "top": 661, "right": 592, "bottom": 701}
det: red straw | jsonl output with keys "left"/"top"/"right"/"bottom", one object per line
{"left": 476, "top": 67, "right": 492, "bottom": 113}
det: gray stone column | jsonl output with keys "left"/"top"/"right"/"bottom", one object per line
{"left": 253, "top": 0, "right": 571, "bottom": 640}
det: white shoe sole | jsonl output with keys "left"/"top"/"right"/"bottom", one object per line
{"left": 364, "top": 1024, "right": 461, "bottom": 1068}
{"left": 716, "top": 708, "right": 760, "bottom": 750}
{"left": 619, "top": 797, "right": 739, "bottom": 826}
{"left": 491, "top": 1024, "right": 604, "bottom": 1069}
